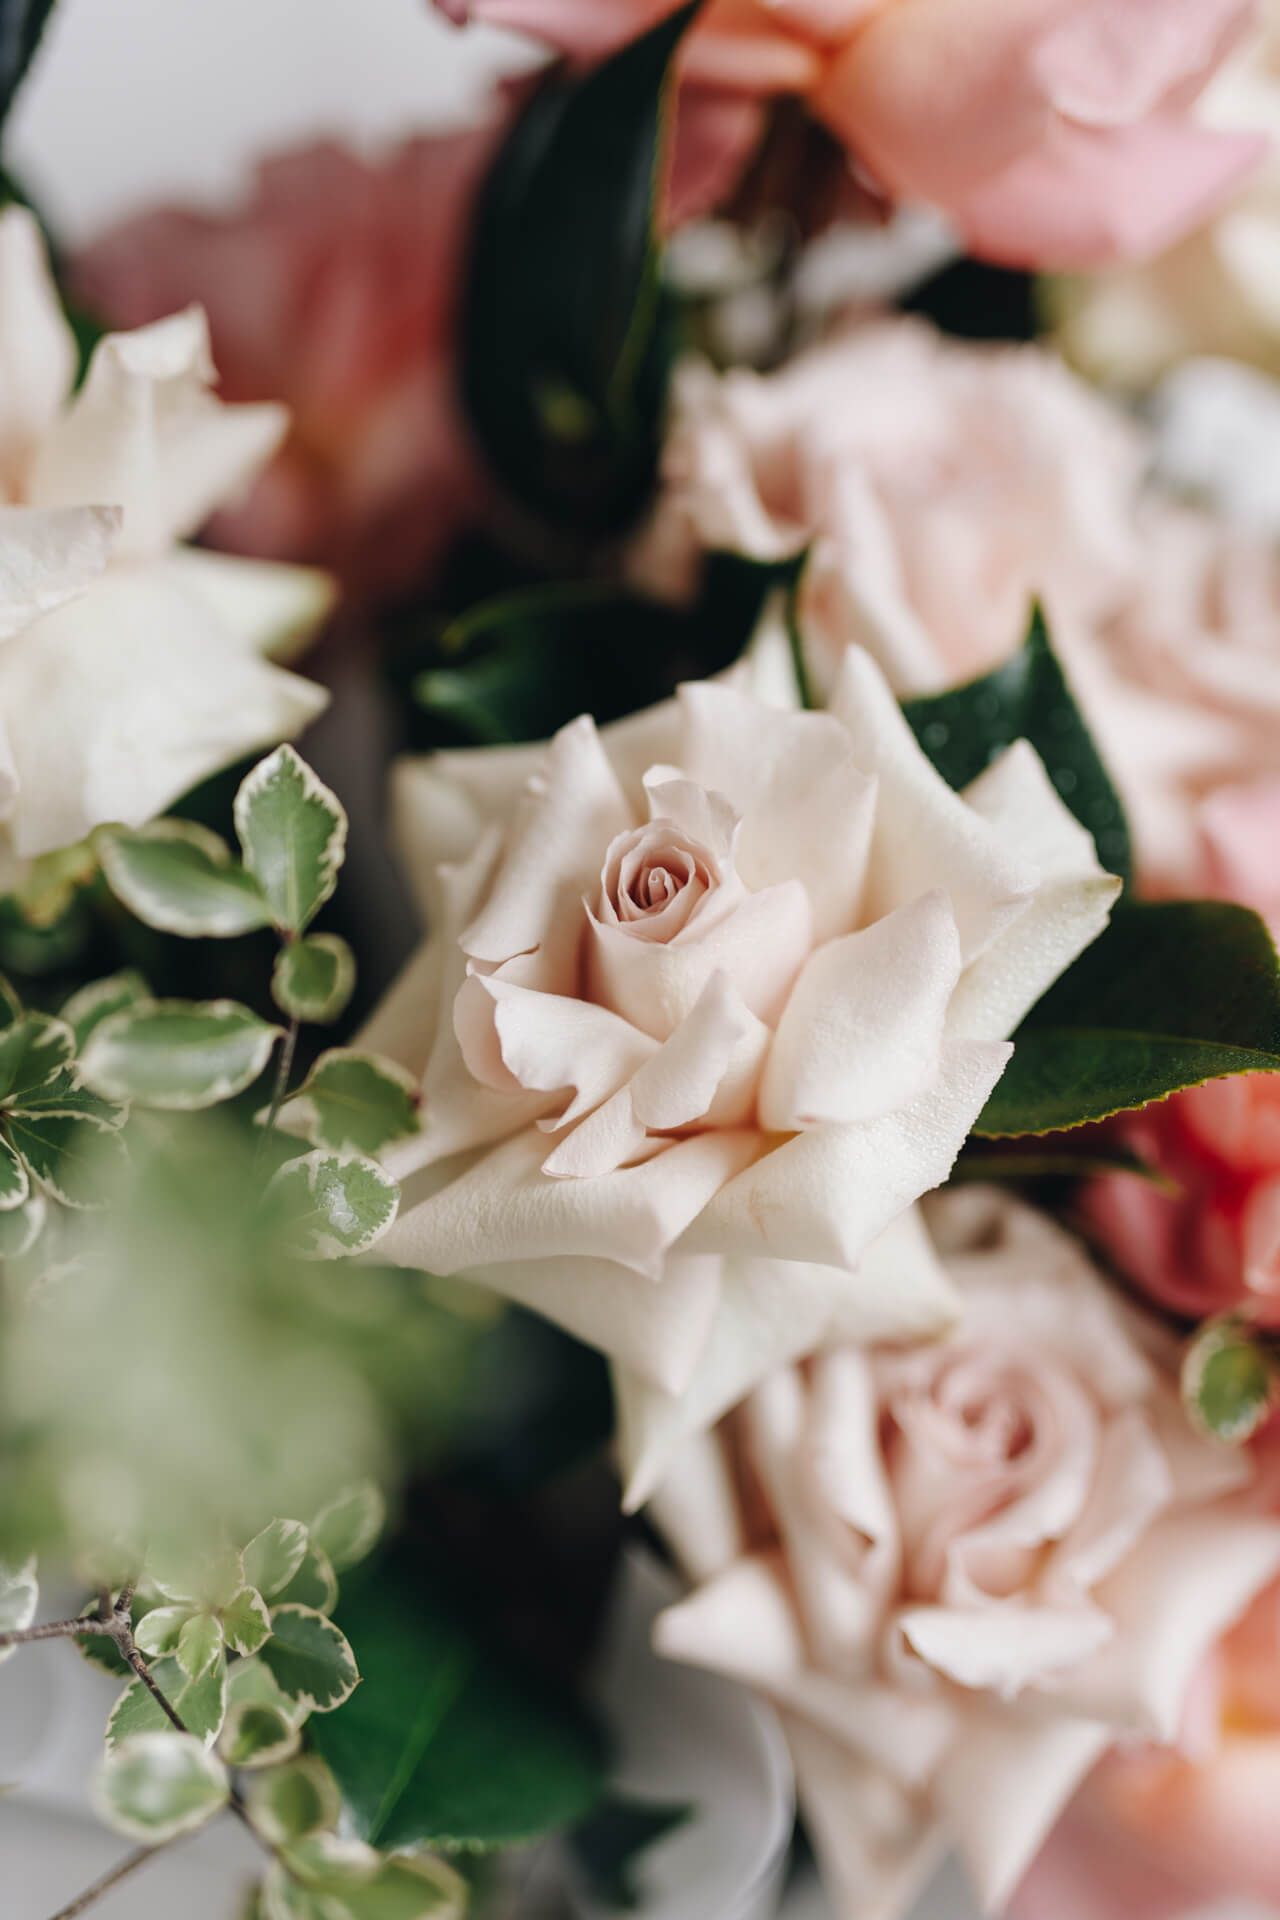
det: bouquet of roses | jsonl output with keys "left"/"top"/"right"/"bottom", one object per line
{"left": 4, "top": 3, "right": 1280, "bottom": 1918}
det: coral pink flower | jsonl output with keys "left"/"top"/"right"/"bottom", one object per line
{"left": 436, "top": 0, "right": 1268, "bottom": 268}
{"left": 1012, "top": 1577, "right": 1280, "bottom": 1920}
{"left": 75, "top": 131, "right": 502, "bottom": 600}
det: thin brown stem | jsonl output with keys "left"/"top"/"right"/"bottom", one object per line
{"left": 257, "top": 1015, "right": 300, "bottom": 1160}
{"left": 121, "top": 1644, "right": 187, "bottom": 1733}
{"left": 0, "top": 1616, "right": 96, "bottom": 1649}
{"left": 47, "top": 1843, "right": 164, "bottom": 1919}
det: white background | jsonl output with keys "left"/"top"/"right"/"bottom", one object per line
{"left": 9, "top": 0, "right": 534, "bottom": 241}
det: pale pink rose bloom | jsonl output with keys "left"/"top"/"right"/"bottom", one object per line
{"left": 357, "top": 636, "right": 1115, "bottom": 1502}
{"left": 74, "top": 130, "right": 502, "bottom": 601}
{"left": 650, "top": 1189, "right": 1280, "bottom": 1920}
{"left": 436, "top": 0, "right": 1267, "bottom": 267}
{"left": 630, "top": 319, "right": 1280, "bottom": 894}
{"left": 1012, "top": 1576, "right": 1280, "bottom": 1920}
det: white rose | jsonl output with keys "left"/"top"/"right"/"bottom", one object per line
{"left": 0, "top": 207, "right": 330, "bottom": 879}
{"left": 652, "top": 1190, "right": 1280, "bottom": 1920}
{"left": 366, "top": 634, "right": 1117, "bottom": 1502}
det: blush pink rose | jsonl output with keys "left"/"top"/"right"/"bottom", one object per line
{"left": 74, "top": 130, "right": 501, "bottom": 601}
{"left": 435, "top": 0, "right": 1267, "bottom": 268}
{"left": 1012, "top": 1576, "right": 1280, "bottom": 1920}
{"left": 630, "top": 319, "right": 1280, "bottom": 895}
{"left": 650, "top": 1189, "right": 1280, "bottom": 1920}
{"left": 359, "top": 637, "right": 1115, "bottom": 1504}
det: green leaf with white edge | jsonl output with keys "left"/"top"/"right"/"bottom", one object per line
{"left": 277, "top": 1051, "right": 420, "bottom": 1157}
{"left": 107, "top": 1653, "right": 228, "bottom": 1750}
{"left": 273, "top": 1543, "right": 339, "bottom": 1617}
{"left": 268, "top": 1151, "right": 399, "bottom": 1260}
{"left": 6, "top": 1108, "right": 129, "bottom": 1208}
{"left": 0, "top": 1132, "right": 29, "bottom": 1211}
{"left": 243, "top": 1520, "right": 310, "bottom": 1603}
{"left": 901, "top": 603, "right": 1133, "bottom": 885}
{"left": 245, "top": 1756, "right": 341, "bottom": 1848}
{"left": 261, "top": 1851, "right": 464, "bottom": 1920}
{"left": 80, "top": 999, "right": 282, "bottom": 1110}
{"left": 97, "top": 820, "right": 273, "bottom": 938}
{"left": 94, "top": 1732, "right": 229, "bottom": 1844}
{"left": 133, "top": 1605, "right": 192, "bottom": 1660}
{"left": 0, "top": 1013, "right": 74, "bottom": 1105}
{"left": 1184, "top": 1320, "right": 1279, "bottom": 1444}
{"left": 0, "top": 1189, "right": 45, "bottom": 1258}
{"left": 978, "top": 902, "right": 1280, "bottom": 1136}
{"left": 325, "top": 1856, "right": 466, "bottom": 1920}
{"left": 259, "top": 1605, "right": 359, "bottom": 1715}
{"left": 227, "top": 1654, "right": 311, "bottom": 1731}
{"left": 61, "top": 970, "right": 149, "bottom": 1050}
{"left": 234, "top": 746, "right": 348, "bottom": 936}
{"left": 223, "top": 1586, "right": 272, "bottom": 1657}
{"left": 310, "top": 1560, "right": 606, "bottom": 1852}
{"left": 311, "top": 1484, "right": 385, "bottom": 1575}
{"left": 13, "top": 1066, "right": 125, "bottom": 1125}
{"left": 278, "top": 1834, "right": 381, "bottom": 1889}
{"left": 148, "top": 1542, "right": 245, "bottom": 1610}
{"left": 178, "top": 1611, "right": 225, "bottom": 1681}
{"left": 219, "top": 1699, "right": 302, "bottom": 1771}
{"left": 0, "top": 1557, "right": 37, "bottom": 1664}
{"left": 273, "top": 935, "right": 356, "bottom": 1026}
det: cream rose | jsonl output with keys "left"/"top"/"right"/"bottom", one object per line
{"left": 630, "top": 318, "right": 1280, "bottom": 893}
{"left": 651, "top": 1190, "right": 1280, "bottom": 1920}
{"left": 0, "top": 206, "right": 330, "bottom": 882}
{"left": 367, "top": 636, "right": 1116, "bottom": 1502}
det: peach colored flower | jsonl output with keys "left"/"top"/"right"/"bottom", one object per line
{"left": 75, "top": 131, "right": 501, "bottom": 601}
{"left": 436, "top": 0, "right": 1267, "bottom": 268}
{"left": 359, "top": 636, "right": 1115, "bottom": 1503}
{"left": 630, "top": 319, "right": 1280, "bottom": 895}
{"left": 1012, "top": 1576, "right": 1280, "bottom": 1920}
{"left": 651, "top": 1189, "right": 1280, "bottom": 1920}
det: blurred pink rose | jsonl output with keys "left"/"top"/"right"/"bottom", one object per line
{"left": 651, "top": 1188, "right": 1280, "bottom": 1920}
{"left": 437, "top": 0, "right": 1267, "bottom": 268}
{"left": 1013, "top": 1577, "right": 1280, "bottom": 1920}
{"left": 74, "top": 131, "right": 501, "bottom": 600}
{"left": 631, "top": 320, "right": 1280, "bottom": 894}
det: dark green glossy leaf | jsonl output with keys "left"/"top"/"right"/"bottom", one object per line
{"left": 0, "top": 0, "right": 57, "bottom": 131}
{"left": 460, "top": 5, "right": 696, "bottom": 536}
{"left": 902, "top": 605, "right": 1131, "bottom": 883}
{"left": 311, "top": 1559, "right": 606, "bottom": 1853}
{"left": 978, "top": 902, "right": 1280, "bottom": 1136}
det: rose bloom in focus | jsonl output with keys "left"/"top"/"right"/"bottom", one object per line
{"left": 631, "top": 318, "right": 1280, "bottom": 896}
{"left": 436, "top": 0, "right": 1266, "bottom": 268}
{"left": 75, "top": 130, "right": 500, "bottom": 600}
{"left": 1013, "top": 1573, "right": 1280, "bottom": 1920}
{"left": 357, "top": 632, "right": 1115, "bottom": 1502}
{"left": 651, "top": 1189, "right": 1280, "bottom": 1920}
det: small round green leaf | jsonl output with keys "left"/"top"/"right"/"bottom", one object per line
{"left": 243, "top": 1520, "right": 310, "bottom": 1603}
{"left": 98, "top": 821, "right": 272, "bottom": 938}
{"left": 273, "top": 936, "right": 356, "bottom": 1026}
{"left": 222, "top": 1585, "right": 273, "bottom": 1657}
{"left": 234, "top": 747, "right": 348, "bottom": 936}
{"left": 1184, "top": 1319, "right": 1278, "bottom": 1444}
{"left": 133, "top": 1605, "right": 192, "bottom": 1660}
{"left": 272, "top": 1543, "right": 338, "bottom": 1617}
{"left": 6, "top": 1108, "right": 129, "bottom": 1208}
{"left": 259, "top": 1605, "right": 359, "bottom": 1715}
{"left": 311, "top": 1484, "right": 385, "bottom": 1575}
{"left": 219, "top": 1699, "right": 301, "bottom": 1771}
{"left": 245, "top": 1756, "right": 341, "bottom": 1847}
{"left": 0, "top": 1557, "right": 37, "bottom": 1665}
{"left": 94, "top": 1731, "right": 229, "bottom": 1843}
{"left": 277, "top": 1051, "right": 420, "bottom": 1157}
{"left": 0, "top": 1014, "right": 74, "bottom": 1105}
{"left": 107, "top": 1653, "right": 228, "bottom": 1750}
{"left": 178, "top": 1611, "right": 225, "bottom": 1681}
{"left": 80, "top": 999, "right": 282, "bottom": 1110}
{"left": 267, "top": 1151, "right": 399, "bottom": 1260}
{"left": 61, "top": 970, "right": 150, "bottom": 1050}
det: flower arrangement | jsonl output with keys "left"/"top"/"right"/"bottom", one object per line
{"left": 4, "top": 4, "right": 1280, "bottom": 1920}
